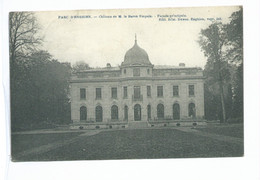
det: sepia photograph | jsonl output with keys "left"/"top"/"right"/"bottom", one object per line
{"left": 9, "top": 6, "right": 244, "bottom": 162}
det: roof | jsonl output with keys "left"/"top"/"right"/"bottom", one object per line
{"left": 154, "top": 65, "right": 202, "bottom": 70}
{"left": 76, "top": 67, "right": 120, "bottom": 73}
{"left": 121, "top": 39, "right": 152, "bottom": 66}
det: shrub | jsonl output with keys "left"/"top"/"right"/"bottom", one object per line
{"left": 79, "top": 126, "right": 84, "bottom": 130}
{"left": 193, "top": 122, "right": 197, "bottom": 126}
{"left": 176, "top": 123, "right": 180, "bottom": 127}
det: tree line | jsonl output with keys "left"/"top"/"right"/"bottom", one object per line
{"left": 9, "top": 9, "right": 243, "bottom": 131}
{"left": 199, "top": 8, "right": 243, "bottom": 122}
{"left": 9, "top": 12, "right": 90, "bottom": 131}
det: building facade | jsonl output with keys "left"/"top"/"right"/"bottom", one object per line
{"left": 70, "top": 38, "right": 205, "bottom": 127}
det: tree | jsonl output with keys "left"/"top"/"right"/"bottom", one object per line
{"left": 225, "top": 8, "right": 243, "bottom": 65}
{"left": 225, "top": 8, "right": 243, "bottom": 120}
{"left": 72, "top": 61, "right": 91, "bottom": 72}
{"left": 199, "top": 22, "right": 228, "bottom": 122}
{"left": 9, "top": 13, "right": 72, "bottom": 131}
{"left": 11, "top": 51, "right": 72, "bottom": 130}
{"left": 9, "top": 12, "right": 43, "bottom": 130}
{"left": 232, "top": 63, "right": 243, "bottom": 119}
{"left": 200, "top": 8, "right": 243, "bottom": 122}
{"left": 9, "top": 12, "right": 42, "bottom": 64}
{"left": 203, "top": 59, "right": 233, "bottom": 121}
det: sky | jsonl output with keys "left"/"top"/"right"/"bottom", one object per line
{"left": 35, "top": 6, "right": 240, "bottom": 68}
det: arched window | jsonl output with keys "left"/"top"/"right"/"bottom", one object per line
{"left": 111, "top": 105, "right": 118, "bottom": 120}
{"left": 147, "top": 104, "right": 151, "bottom": 120}
{"left": 96, "top": 105, "right": 103, "bottom": 122}
{"left": 157, "top": 104, "right": 164, "bottom": 119}
{"left": 188, "top": 103, "right": 196, "bottom": 118}
{"left": 80, "top": 106, "right": 87, "bottom": 121}
{"left": 124, "top": 105, "right": 128, "bottom": 120}
{"left": 173, "top": 103, "right": 180, "bottom": 120}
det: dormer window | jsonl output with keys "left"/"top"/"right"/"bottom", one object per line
{"left": 133, "top": 68, "right": 140, "bottom": 76}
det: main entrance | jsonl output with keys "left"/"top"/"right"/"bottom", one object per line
{"left": 173, "top": 103, "right": 180, "bottom": 120}
{"left": 134, "top": 104, "right": 141, "bottom": 121}
{"left": 95, "top": 105, "right": 103, "bottom": 122}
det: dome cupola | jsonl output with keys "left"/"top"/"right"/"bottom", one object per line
{"left": 121, "top": 35, "right": 152, "bottom": 67}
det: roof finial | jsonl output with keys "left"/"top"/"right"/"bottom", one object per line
{"left": 135, "top": 33, "right": 137, "bottom": 44}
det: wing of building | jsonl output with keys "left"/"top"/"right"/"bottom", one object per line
{"left": 70, "top": 37, "right": 205, "bottom": 129}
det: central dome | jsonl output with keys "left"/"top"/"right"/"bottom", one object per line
{"left": 122, "top": 38, "right": 152, "bottom": 66}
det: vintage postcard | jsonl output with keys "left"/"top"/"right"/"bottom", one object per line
{"left": 10, "top": 6, "right": 243, "bottom": 162}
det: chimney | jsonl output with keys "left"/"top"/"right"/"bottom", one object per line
{"left": 179, "top": 63, "right": 185, "bottom": 67}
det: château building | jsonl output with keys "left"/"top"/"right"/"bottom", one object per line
{"left": 70, "top": 37, "right": 205, "bottom": 129}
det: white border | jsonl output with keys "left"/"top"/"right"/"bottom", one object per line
{"left": 1, "top": 0, "right": 260, "bottom": 180}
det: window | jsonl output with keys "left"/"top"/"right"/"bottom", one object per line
{"left": 123, "top": 86, "right": 127, "bottom": 98}
{"left": 147, "top": 104, "right": 151, "bottom": 120}
{"left": 134, "top": 86, "right": 141, "bottom": 99}
{"left": 147, "top": 86, "right": 151, "bottom": 97}
{"left": 80, "top": 106, "right": 87, "bottom": 120}
{"left": 157, "top": 104, "right": 164, "bottom": 119}
{"left": 124, "top": 105, "right": 128, "bottom": 120}
{"left": 189, "top": 85, "right": 195, "bottom": 96}
{"left": 96, "top": 88, "right": 101, "bottom": 99}
{"left": 133, "top": 68, "right": 140, "bottom": 76}
{"left": 111, "top": 87, "right": 117, "bottom": 98}
{"left": 157, "top": 86, "right": 163, "bottom": 97}
{"left": 173, "top": 86, "right": 179, "bottom": 96}
{"left": 147, "top": 69, "right": 150, "bottom": 74}
{"left": 80, "top": 88, "right": 86, "bottom": 99}
{"left": 124, "top": 69, "right": 126, "bottom": 74}
{"left": 111, "top": 105, "right": 118, "bottom": 120}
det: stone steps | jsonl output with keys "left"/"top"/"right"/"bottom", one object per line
{"left": 128, "top": 121, "right": 149, "bottom": 129}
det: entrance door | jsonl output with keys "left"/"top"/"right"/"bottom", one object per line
{"left": 96, "top": 106, "right": 103, "bottom": 122}
{"left": 134, "top": 104, "right": 141, "bottom": 121}
{"left": 157, "top": 104, "right": 164, "bottom": 120}
{"left": 188, "top": 103, "right": 196, "bottom": 118}
{"left": 173, "top": 103, "right": 180, "bottom": 120}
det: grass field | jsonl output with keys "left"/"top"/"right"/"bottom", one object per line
{"left": 196, "top": 124, "right": 244, "bottom": 138}
{"left": 11, "top": 132, "right": 83, "bottom": 156}
{"left": 11, "top": 125, "right": 244, "bottom": 161}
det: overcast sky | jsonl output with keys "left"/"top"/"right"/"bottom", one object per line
{"left": 35, "top": 6, "right": 239, "bottom": 68}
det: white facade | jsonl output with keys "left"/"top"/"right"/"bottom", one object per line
{"left": 70, "top": 39, "right": 204, "bottom": 124}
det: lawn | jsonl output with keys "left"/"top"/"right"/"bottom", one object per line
{"left": 15, "top": 128, "right": 244, "bottom": 161}
{"left": 11, "top": 132, "right": 83, "bottom": 157}
{"left": 196, "top": 124, "right": 244, "bottom": 138}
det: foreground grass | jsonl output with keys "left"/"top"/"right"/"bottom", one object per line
{"left": 11, "top": 132, "right": 83, "bottom": 156}
{"left": 16, "top": 128, "right": 243, "bottom": 161}
{"left": 196, "top": 124, "right": 243, "bottom": 138}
